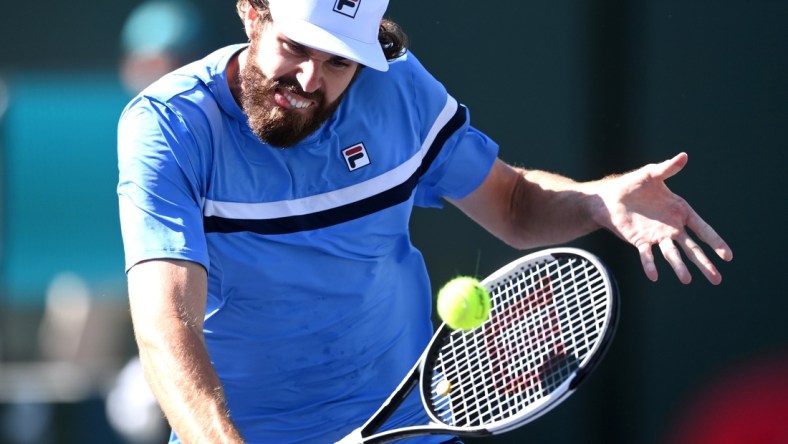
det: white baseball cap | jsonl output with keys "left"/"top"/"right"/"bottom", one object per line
{"left": 268, "top": 0, "right": 390, "bottom": 72}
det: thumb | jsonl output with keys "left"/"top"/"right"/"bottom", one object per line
{"left": 652, "top": 152, "right": 689, "bottom": 181}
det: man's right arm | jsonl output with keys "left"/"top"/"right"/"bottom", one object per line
{"left": 127, "top": 259, "right": 246, "bottom": 444}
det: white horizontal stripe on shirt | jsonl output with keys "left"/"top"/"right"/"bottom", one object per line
{"left": 203, "top": 96, "right": 459, "bottom": 220}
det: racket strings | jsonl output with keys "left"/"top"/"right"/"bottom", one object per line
{"left": 427, "top": 256, "right": 611, "bottom": 428}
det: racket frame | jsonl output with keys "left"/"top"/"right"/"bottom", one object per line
{"left": 337, "top": 248, "right": 619, "bottom": 444}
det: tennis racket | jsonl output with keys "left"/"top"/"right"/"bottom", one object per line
{"left": 336, "top": 247, "right": 619, "bottom": 444}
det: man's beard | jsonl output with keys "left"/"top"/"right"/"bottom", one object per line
{"left": 238, "top": 42, "right": 345, "bottom": 148}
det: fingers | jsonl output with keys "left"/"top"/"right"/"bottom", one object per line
{"left": 637, "top": 243, "right": 658, "bottom": 282}
{"left": 686, "top": 208, "right": 734, "bottom": 262}
{"left": 638, "top": 237, "right": 701, "bottom": 285}
{"left": 640, "top": 232, "right": 727, "bottom": 285}
{"left": 677, "top": 234, "right": 722, "bottom": 285}
{"left": 659, "top": 238, "right": 692, "bottom": 284}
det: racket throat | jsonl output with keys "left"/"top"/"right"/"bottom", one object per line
{"left": 353, "top": 358, "right": 421, "bottom": 441}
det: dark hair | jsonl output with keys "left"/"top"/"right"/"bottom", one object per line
{"left": 378, "top": 18, "right": 408, "bottom": 60}
{"left": 237, "top": 0, "right": 408, "bottom": 61}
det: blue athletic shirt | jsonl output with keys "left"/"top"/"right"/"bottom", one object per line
{"left": 117, "top": 44, "right": 499, "bottom": 443}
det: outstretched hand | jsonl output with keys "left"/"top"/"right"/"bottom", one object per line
{"left": 595, "top": 152, "right": 733, "bottom": 284}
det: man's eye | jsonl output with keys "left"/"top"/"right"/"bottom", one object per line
{"left": 330, "top": 59, "right": 351, "bottom": 68}
{"left": 282, "top": 41, "right": 305, "bottom": 55}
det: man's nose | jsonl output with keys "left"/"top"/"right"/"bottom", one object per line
{"left": 296, "top": 59, "right": 323, "bottom": 94}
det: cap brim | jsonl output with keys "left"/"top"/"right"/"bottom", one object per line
{"left": 271, "top": 14, "right": 389, "bottom": 72}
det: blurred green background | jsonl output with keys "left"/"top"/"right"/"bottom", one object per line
{"left": 0, "top": 0, "right": 786, "bottom": 443}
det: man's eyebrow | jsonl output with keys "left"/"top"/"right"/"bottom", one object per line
{"left": 279, "top": 35, "right": 303, "bottom": 48}
{"left": 280, "top": 35, "right": 352, "bottom": 63}
{"left": 330, "top": 54, "right": 351, "bottom": 63}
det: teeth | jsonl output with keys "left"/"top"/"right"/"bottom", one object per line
{"left": 284, "top": 91, "right": 310, "bottom": 109}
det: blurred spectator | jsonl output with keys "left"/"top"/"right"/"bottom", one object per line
{"left": 38, "top": 272, "right": 92, "bottom": 363}
{"left": 106, "top": 357, "right": 168, "bottom": 444}
{"left": 119, "top": 0, "right": 207, "bottom": 95}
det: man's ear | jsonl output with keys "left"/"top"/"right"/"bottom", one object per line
{"left": 243, "top": 5, "right": 260, "bottom": 40}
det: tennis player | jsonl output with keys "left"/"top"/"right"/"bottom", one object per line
{"left": 116, "top": 0, "right": 733, "bottom": 442}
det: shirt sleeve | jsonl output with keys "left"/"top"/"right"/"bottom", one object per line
{"left": 117, "top": 96, "right": 210, "bottom": 272}
{"left": 416, "top": 122, "right": 499, "bottom": 208}
{"left": 402, "top": 53, "right": 499, "bottom": 208}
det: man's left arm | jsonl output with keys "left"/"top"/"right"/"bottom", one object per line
{"left": 449, "top": 153, "right": 733, "bottom": 284}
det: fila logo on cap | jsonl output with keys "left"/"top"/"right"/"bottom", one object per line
{"left": 342, "top": 143, "right": 371, "bottom": 171}
{"left": 334, "top": 0, "right": 360, "bottom": 18}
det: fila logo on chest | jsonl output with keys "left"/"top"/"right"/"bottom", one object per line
{"left": 342, "top": 142, "right": 371, "bottom": 171}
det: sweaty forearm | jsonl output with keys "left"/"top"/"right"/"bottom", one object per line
{"left": 506, "top": 168, "right": 604, "bottom": 249}
{"left": 450, "top": 160, "right": 606, "bottom": 250}
{"left": 135, "top": 321, "right": 246, "bottom": 444}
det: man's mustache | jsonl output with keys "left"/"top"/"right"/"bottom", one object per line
{"left": 273, "top": 77, "right": 324, "bottom": 105}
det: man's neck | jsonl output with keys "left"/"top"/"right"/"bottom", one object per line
{"left": 226, "top": 48, "right": 247, "bottom": 107}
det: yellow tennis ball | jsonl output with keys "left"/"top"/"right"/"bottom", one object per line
{"left": 437, "top": 276, "right": 491, "bottom": 331}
